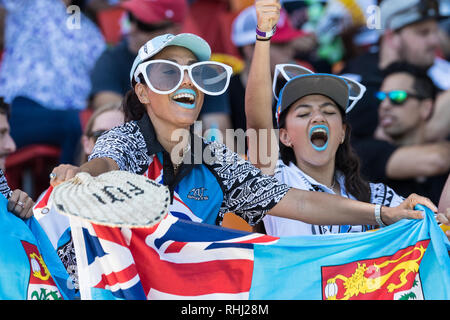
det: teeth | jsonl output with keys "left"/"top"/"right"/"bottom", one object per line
{"left": 311, "top": 128, "right": 328, "bottom": 135}
{"left": 173, "top": 93, "right": 195, "bottom": 102}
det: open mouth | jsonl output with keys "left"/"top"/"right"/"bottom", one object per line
{"left": 172, "top": 89, "right": 196, "bottom": 109}
{"left": 309, "top": 125, "right": 329, "bottom": 151}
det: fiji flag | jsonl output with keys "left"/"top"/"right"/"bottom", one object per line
{"left": 0, "top": 195, "right": 75, "bottom": 300}
{"left": 71, "top": 205, "right": 450, "bottom": 300}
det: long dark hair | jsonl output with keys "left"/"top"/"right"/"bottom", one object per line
{"left": 278, "top": 108, "right": 371, "bottom": 203}
{"left": 123, "top": 75, "right": 147, "bottom": 122}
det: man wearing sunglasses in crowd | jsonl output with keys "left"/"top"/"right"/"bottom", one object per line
{"left": 353, "top": 62, "right": 450, "bottom": 206}
{"left": 341, "top": 0, "right": 449, "bottom": 144}
{"left": 89, "top": 0, "right": 232, "bottom": 139}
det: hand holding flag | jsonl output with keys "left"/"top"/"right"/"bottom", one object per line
{"left": 7, "top": 189, "right": 35, "bottom": 219}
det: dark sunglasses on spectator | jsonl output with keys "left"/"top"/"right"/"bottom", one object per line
{"left": 128, "top": 12, "right": 174, "bottom": 33}
{"left": 89, "top": 130, "right": 107, "bottom": 141}
{"left": 375, "top": 90, "right": 424, "bottom": 105}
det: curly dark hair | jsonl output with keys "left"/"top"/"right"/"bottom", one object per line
{"left": 278, "top": 106, "right": 371, "bottom": 203}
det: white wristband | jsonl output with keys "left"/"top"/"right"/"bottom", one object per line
{"left": 374, "top": 204, "right": 387, "bottom": 227}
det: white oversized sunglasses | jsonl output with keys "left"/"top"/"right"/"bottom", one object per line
{"left": 273, "top": 63, "right": 366, "bottom": 113}
{"left": 134, "top": 60, "right": 233, "bottom": 96}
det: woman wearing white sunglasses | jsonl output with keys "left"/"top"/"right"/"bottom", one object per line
{"left": 245, "top": 0, "right": 444, "bottom": 236}
{"left": 49, "top": 32, "right": 434, "bottom": 230}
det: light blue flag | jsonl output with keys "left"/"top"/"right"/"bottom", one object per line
{"left": 0, "top": 195, "right": 75, "bottom": 300}
{"left": 251, "top": 205, "right": 450, "bottom": 300}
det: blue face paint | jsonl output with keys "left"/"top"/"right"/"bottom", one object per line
{"left": 172, "top": 88, "right": 196, "bottom": 109}
{"left": 309, "top": 125, "right": 329, "bottom": 152}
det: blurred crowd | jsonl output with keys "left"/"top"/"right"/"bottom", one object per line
{"left": 0, "top": 0, "right": 448, "bottom": 214}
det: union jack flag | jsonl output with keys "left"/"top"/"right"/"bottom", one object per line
{"left": 72, "top": 211, "right": 277, "bottom": 300}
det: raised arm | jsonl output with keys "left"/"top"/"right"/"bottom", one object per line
{"left": 245, "top": 0, "right": 280, "bottom": 175}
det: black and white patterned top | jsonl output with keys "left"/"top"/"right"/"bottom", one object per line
{"left": 0, "top": 169, "right": 12, "bottom": 199}
{"left": 89, "top": 114, "right": 290, "bottom": 226}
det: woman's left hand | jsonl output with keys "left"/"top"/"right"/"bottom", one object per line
{"left": 7, "top": 189, "right": 35, "bottom": 219}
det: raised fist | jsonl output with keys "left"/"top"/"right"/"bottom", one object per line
{"left": 255, "top": 0, "right": 281, "bottom": 32}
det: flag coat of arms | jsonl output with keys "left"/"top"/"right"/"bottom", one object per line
{"left": 0, "top": 195, "right": 74, "bottom": 300}
{"left": 70, "top": 204, "right": 450, "bottom": 300}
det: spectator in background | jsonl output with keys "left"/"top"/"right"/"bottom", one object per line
{"left": 354, "top": 62, "right": 450, "bottom": 205}
{"left": 229, "top": 5, "right": 308, "bottom": 134}
{"left": 0, "top": 0, "right": 105, "bottom": 165}
{"left": 0, "top": 97, "right": 35, "bottom": 219}
{"left": 78, "top": 102, "right": 124, "bottom": 164}
{"left": 341, "top": 0, "right": 447, "bottom": 141}
{"left": 89, "top": 0, "right": 232, "bottom": 139}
